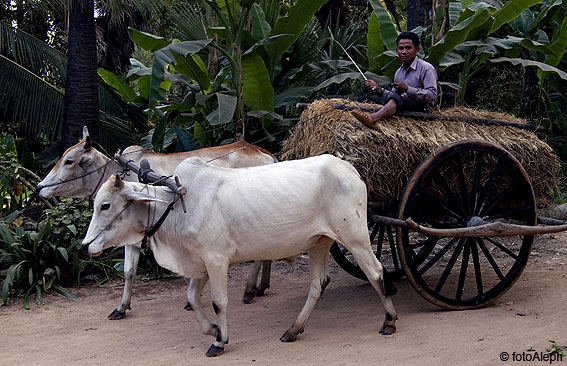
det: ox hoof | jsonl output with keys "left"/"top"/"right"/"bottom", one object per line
{"left": 108, "top": 309, "right": 126, "bottom": 320}
{"left": 206, "top": 344, "right": 224, "bottom": 357}
{"left": 255, "top": 287, "right": 268, "bottom": 297}
{"left": 242, "top": 291, "right": 255, "bottom": 304}
{"left": 184, "top": 302, "right": 193, "bottom": 311}
{"left": 279, "top": 331, "right": 297, "bottom": 343}
{"left": 379, "top": 323, "right": 396, "bottom": 335}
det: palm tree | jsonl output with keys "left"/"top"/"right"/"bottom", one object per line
{"left": 62, "top": 0, "right": 100, "bottom": 149}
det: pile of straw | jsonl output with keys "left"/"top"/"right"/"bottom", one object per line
{"left": 281, "top": 98, "right": 560, "bottom": 205}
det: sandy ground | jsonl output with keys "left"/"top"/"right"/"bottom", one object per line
{"left": 1, "top": 233, "right": 567, "bottom": 366}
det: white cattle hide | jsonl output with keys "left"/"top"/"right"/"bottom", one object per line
{"left": 82, "top": 154, "right": 398, "bottom": 357}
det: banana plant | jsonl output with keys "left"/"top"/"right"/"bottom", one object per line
{"left": 366, "top": 0, "right": 567, "bottom": 104}
{"left": 100, "top": 0, "right": 330, "bottom": 149}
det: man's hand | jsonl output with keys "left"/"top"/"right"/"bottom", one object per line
{"left": 364, "top": 80, "right": 382, "bottom": 95}
{"left": 393, "top": 81, "right": 409, "bottom": 93}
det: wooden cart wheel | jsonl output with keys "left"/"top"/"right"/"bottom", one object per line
{"left": 330, "top": 219, "right": 404, "bottom": 281}
{"left": 397, "top": 140, "right": 536, "bottom": 310}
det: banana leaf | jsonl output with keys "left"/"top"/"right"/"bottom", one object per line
{"left": 264, "top": 0, "right": 329, "bottom": 72}
{"left": 427, "top": 7, "right": 491, "bottom": 66}
{"left": 368, "top": 0, "right": 398, "bottom": 52}
{"left": 490, "top": 57, "right": 567, "bottom": 80}
{"left": 242, "top": 53, "right": 274, "bottom": 127}
{"left": 251, "top": 3, "right": 271, "bottom": 41}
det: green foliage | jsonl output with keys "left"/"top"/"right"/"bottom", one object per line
{"left": 0, "top": 198, "right": 127, "bottom": 308}
{"left": 0, "top": 221, "right": 80, "bottom": 309}
{"left": 0, "top": 134, "right": 33, "bottom": 217}
{"left": 547, "top": 341, "right": 567, "bottom": 357}
{"left": 99, "top": 0, "right": 338, "bottom": 151}
{"left": 467, "top": 63, "right": 523, "bottom": 114}
{"left": 43, "top": 199, "right": 92, "bottom": 237}
{"left": 0, "top": 21, "right": 143, "bottom": 158}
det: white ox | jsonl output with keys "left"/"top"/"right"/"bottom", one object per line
{"left": 37, "top": 128, "right": 276, "bottom": 319}
{"left": 81, "top": 154, "right": 398, "bottom": 357}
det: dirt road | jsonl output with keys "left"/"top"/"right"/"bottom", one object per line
{"left": 1, "top": 233, "right": 566, "bottom": 366}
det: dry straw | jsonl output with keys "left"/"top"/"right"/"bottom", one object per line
{"left": 281, "top": 98, "right": 560, "bottom": 206}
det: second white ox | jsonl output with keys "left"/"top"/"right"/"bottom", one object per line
{"left": 37, "top": 127, "right": 276, "bottom": 319}
{"left": 81, "top": 154, "right": 398, "bottom": 357}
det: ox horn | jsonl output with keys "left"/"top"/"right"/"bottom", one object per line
{"left": 82, "top": 126, "right": 90, "bottom": 139}
{"left": 114, "top": 174, "right": 123, "bottom": 188}
{"left": 84, "top": 135, "right": 92, "bottom": 150}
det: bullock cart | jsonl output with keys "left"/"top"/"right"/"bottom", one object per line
{"left": 283, "top": 98, "right": 566, "bottom": 310}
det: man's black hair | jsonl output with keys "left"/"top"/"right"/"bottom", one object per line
{"left": 396, "top": 32, "right": 420, "bottom": 47}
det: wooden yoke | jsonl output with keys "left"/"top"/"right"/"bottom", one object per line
{"left": 113, "top": 153, "right": 187, "bottom": 198}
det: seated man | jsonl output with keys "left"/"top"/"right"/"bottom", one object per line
{"left": 352, "top": 31, "right": 438, "bottom": 129}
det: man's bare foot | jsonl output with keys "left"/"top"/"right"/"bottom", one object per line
{"left": 351, "top": 110, "right": 376, "bottom": 129}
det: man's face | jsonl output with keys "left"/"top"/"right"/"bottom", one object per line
{"left": 396, "top": 39, "right": 419, "bottom": 65}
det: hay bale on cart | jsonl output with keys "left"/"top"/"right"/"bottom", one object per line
{"left": 281, "top": 98, "right": 560, "bottom": 206}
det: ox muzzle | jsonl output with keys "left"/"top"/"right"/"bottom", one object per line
{"left": 80, "top": 241, "right": 91, "bottom": 255}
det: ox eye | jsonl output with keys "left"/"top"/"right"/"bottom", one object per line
{"left": 64, "top": 159, "right": 74, "bottom": 165}
{"left": 100, "top": 203, "right": 111, "bottom": 211}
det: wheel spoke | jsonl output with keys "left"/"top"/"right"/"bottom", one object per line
{"left": 456, "top": 240, "right": 471, "bottom": 300}
{"left": 455, "top": 154, "right": 471, "bottom": 215}
{"left": 434, "top": 239, "right": 465, "bottom": 294}
{"left": 470, "top": 240, "right": 484, "bottom": 298}
{"left": 480, "top": 181, "right": 519, "bottom": 217}
{"left": 484, "top": 237, "right": 519, "bottom": 260}
{"left": 369, "top": 222, "right": 381, "bottom": 243}
{"left": 386, "top": 226, "right": 401, "bottom": 271}
{"left": 410, "top": 236, "right": 440, "bottom": 249}
{"left": 437, "top": 205, "right": 465, "bottom": 225}
{"left": 436, "top": 175, "right": 467, "bottom": 219}
{"left": 484, "top": 206, "right": 532, "bottom": 222}
{"left": 414, "top": 237, "right": 440, "bottom": 267}
{"left": 477, "top": 155, "right": 504, "bottom": 214}
{"left": 476, "top": 238, "right": 505, "bottom": 280}
{"left": 375, "top": 225, "right": 385, "bottom": 260}
{"left": 418, "top": 237, "right": 461, "bottom": 275}
{"left": 472, "top": 151, "right": 484, "bottom": 214}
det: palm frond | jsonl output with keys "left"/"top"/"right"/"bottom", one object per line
{"left": 170, "top": 2, "right": 208, "bottom": 41}
{"left": 0, "top": 21, "right": 67, "bottom": 88}
{"left": 293, "top": 18, "right": 323, "bottom": 65}
{"left": 0, "top": 55, "right": 64, "bottom": 141}
{"left": 98, "top": 111, "right": 138, "bottom": 154}
{"left": 95, "top": 0, "right": 167, "bottom": 26}
{"left": 0, "top": 21, "right": 147, "bottom": 156}
{"left": 260, "top": 0, "right": 283, "bottom": 28}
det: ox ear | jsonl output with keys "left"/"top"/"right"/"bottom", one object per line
{"left": 84, "top": 135, "right": 92, "bottom": 150}
{"left": 82, "top": 126, "right": 90, "bottom": 139}
{"left": 122, "top": 189, "right": 167, "bottom": 204}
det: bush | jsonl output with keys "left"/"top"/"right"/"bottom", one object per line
{"left": 0, "top": 198, "right": 124, "bottom": 308}
{"left": 0, "top": 221, "right": 79, "bottom": 308}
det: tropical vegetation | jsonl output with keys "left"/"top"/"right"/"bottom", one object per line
{"left": 1, "top": 0, "right": 567, "bottom": 307}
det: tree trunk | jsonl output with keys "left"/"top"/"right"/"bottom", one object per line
{"left": 519, "top": 64, "right": 541, "bottom": 120}
{"left": 315, "top": 0, "right": 346, "bottom": 28}
{"left": 61, "top": 0, "right": 99, "bottom": 150}
{"left": 407, "top": 0, "right": 428, "bottom": 31}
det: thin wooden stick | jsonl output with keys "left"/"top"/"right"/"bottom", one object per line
{"left": 331, "top": 104, "right": 541, "bottom": 132}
